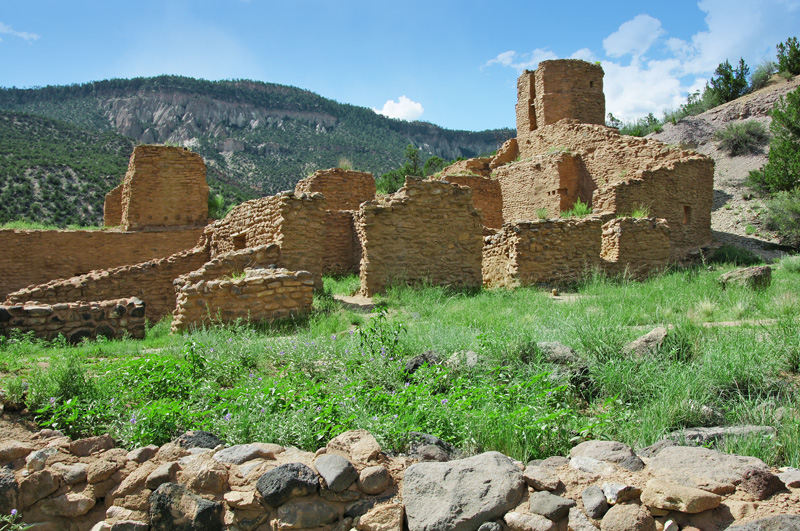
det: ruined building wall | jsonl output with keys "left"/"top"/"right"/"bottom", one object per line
{"left": 322, "top": 211, "right": 360, "bottom": 274}
{"left": 436, "top": 175, "right": 504, "bottom": 229}
{"left": 5, "top": 246, "right": 211, "bottom": 322}
{"left": 440, "top": 158, "right": 492, "bottom": 179}
{"left": 173, "top": 244, "right": 281, "bottom": 288}
{"left": 601, "top": 218, "right": 671, "bottom": 278}
{"left": 356, "top": 179, "right": 484, "bottom": 296}
{"left": 172, "top": 268, "right": 314, "bottom": 333}
{"left": 207, "top": 192, "right": 327, "bottom": 285}
{"left": 0, "top": 298, "right": 146, "bottom": 343}
{"left": 483, "top": 218, "right": 603, "bottom": 288}
{"left": 0, "top": 228, "right": 205, "bottom": 300}
{"left": 294, "top": 168, "right": 376, "bottom": 211}
{"left": 103, "top": 184, "right": 124, "bottom": 227}
{"left": 118, "top": 145, "right": 209, "bottom": 231}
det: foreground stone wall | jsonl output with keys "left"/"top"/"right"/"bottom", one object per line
{"left": 356, "top": 179, "right": 484, "bottom": 296}
{"left": 435, "top": 175, "right": 504, "bottom": 229}
{"left": 172, "top": 268, "right": 314, "bottom": 333}
{"left": 0, "top": 298, "right": 146, "bottom": 343}
{"left": 483, "top": 218, "right": 603, "bottom": 288}
{"left": 5, "top": 246, "right": 211, "bottom": 323}
{"left": 0, "top": 228, "right": 205, "bottom": 301}
{"left": 115, "top": 145, "right": 209, "bottom": 231}
{"left": 207, "top": 192, "right": 327, "bottom": 286}
{"left": 294, "top": 168, "right": 376, "bottom": 211}
{"left": 602, "top": 218, "right": 671, "bottom": 277}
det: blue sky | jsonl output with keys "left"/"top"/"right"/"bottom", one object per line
{"left": 1, "top": 0, "right": 799, "bottom": 131}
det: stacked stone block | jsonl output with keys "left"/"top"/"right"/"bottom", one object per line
{"left": 356, "top": 179, "right": 484, "bottom": 296}
{"left": 0, "top": 298, "right": 146, "bottom": 342}
{"left": 435, "top": 175, "right": 504, "bottom": 229}
{"left": 172, "top": 268, "right": 314, "bottom": 332}
{"left": 294, "top": 168, "right": 376, "bottom": 211}
{"left": 601, "top": 217, "right": 671, "bottom": 278}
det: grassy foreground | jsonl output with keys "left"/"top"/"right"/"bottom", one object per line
{"left": 1, "top": 258, "right": 800, "bottom": 467}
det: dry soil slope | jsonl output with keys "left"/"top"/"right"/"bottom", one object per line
{"left": 649, "top": 75, "right": 800, "bottom": 261}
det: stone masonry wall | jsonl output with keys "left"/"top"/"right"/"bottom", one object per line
{"left": 534, "top": 60, "right": 605, "bottom": 128}
{"left": 322, "top": 211, "right": 361, "bottom": 274}
{"left": 172, "top": 268, "right": 314, "bottom": 333}
{"left": 118, "top": 145, "right": 209, "bottom": 231}
{"left": 206, "top": 191, "right": 327, "bottom": 286}
{"left": 435, "top": 175, "right": 504, "bottom": 229}
{"left": 294, "top": 168, "right": 376, "bottom": 211}
{"left": 601, "top": 218, "right": 671, "bottom": 278}
{"left": 483, "top": 218, "right": 603, "bottom": 288}
{"left": 173, "top": 244, "right": 282, "bottom": 289}
{"left": 440, "top": 158, "right": 492, "bottom": 179}
{"left": 356, "top": 179, "right": 484, "bottom": 296}
{"left": 103, "top": 184, "right": 123, "bottom": 227}
{"left": 0, "top": 228, "right": 205, "bottom": 300}
{"left": 5, "top": 246, "right": 211, "bottom": 323}
{"left": 0, "top": 298, "right": 146, "bottom": 343}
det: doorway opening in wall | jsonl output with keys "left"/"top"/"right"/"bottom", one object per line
{"left": 233, "top": 233, "right": 247, "bottom": 250}
{"left": 683, "top": 206, "right": 692, "bottom": 225}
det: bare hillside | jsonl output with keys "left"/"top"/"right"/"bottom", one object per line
{"left": 649, "top": 75, "right": 800, "bottom": 261}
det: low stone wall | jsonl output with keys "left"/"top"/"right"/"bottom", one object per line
{"left": 173, "top": 244, "right": 281, "bottom": 289}
{"left": 0, "top": 298, "right": 146, "bottom": 343}
{"left": 356, "top": 179, "right": 484, "bottom": 296}
{"left": 440, "top": 158, "right": 492, "bottom": 178}
{"left": 435, "top": 175, "right": 504, "bottom": 230}
{"left": 5, "top": 246, "right": 211, "bottom": 323}
{"left": 0, "top": 228, "right": 204, "bottom": 300}
{"left": 602, "top": 218, "right": 671, "bottom": 278}
{"left": 294, "top": 168, "right": 376, "bottom": 211}
{"left": 172, "top": 268, "right": 314, "bottom": 333}
{"left": 483, "top": 218, "right": 603, "bottom": 287}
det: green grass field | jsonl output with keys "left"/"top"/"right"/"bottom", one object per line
{"left": 2, "top": 257, "right": 799, "bottom": 467}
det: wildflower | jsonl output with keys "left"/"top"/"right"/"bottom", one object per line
{"left": 227, "top": 338, "right": 233, "bottom": 343}
{"left": 129, "top": 414, "right": 137, "bottom": 425}
{"left": 249, "top": 373, "right": 254, "bottom": 378}
{"left": 441, "top": 399, "right": 449, "bottom": 405}
{"left": 279, "top": 351, "right": 285, "bottom": 355}
{"left": 49, "top": 397, "right": 55, "bottom": 404}
{"left": 404, "top": 382, "right": 411, "bottom": 388}
{"left": 372, "top": 416, "right": 378, "bottom": 421}
{"left": 209, "top": 348, "right": 214, "bottom": 353}
{"left": 11, "top": 509, "right": 18, "bottom": 516}
{"left": 315, "top": 406, "right": 322, "bottom": 412}
{"left": 224, "top": 413, "right": 232, "bottom": 421}
{"left": 393, "top": 414, "right": 399, "bottom": 419}
{"left": 331, "top": 334, "right": 336, "bottom": 340}
{"left": 110, "top": 398, "right": 115, "bottom": 404}
{"left": 258, "top": 377, "right": 263, "bottom": 381}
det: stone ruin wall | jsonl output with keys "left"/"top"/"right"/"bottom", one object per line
{"left": 103, "top": 184, "right": 124, "bottom": 227}
{"left": 356, "top": 179, "right": 484, "bottom": 296}
{"left": 602, "top": 218, "right": 671, "bottom": 278}
{"left": 5, "top": 246, "right": 211, "bottom": 323}
{"left": 172, "top": 268, "right": 314, "bottom": 333}
{"left": 114, "top": 145, "right": 209, "bottom": 231}
{"left": 294, "top": 168, "right": 376, "bottom": 211}
{"left": 435, "top": 175, "right": 504, "bottom": 229}
{"left": 0, "top": 228, "right": 205, "bottom": 301}
{"left": 322, "top": 210, "right": 361, "bottom": 274}
{"left": 440, "top": 158, "right": 492, "bottom": 179}
{"left": 173, "top": 244, "right": 282, "bottom": 288}
{"left": 206, "top": 192, "right": 327, "bottom": 287}
{"left": 516, "top": 60, "right": 605, "bottom": 135}
{"left": 0, "top": 298, "right": 147, "bottom": 343}
{"left": 483, "top": 218, "right": 603, "bottom": 288}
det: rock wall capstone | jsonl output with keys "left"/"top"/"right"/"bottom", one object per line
{"left": 294, "top": 168, "right": 376, "bottom": 211}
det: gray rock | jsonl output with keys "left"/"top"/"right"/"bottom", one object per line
{"left": 537, "top": 342, "right": 579, "bottom": 365}
{"left": 277, "top": 498, "right": 338, "bottom": 529}
{"left": 149, "top": 482, "right": 223, "bottom": 531}
{"left": 212, "top": 444, "right": 270, "bottom": 465}
{"left": 50, "top": 462, "right": 88, "bottom": 485}
{"left": 602, "top": 483, "right": 642, "bottom": 504}
{"left": 315, "top": 454, "right": 358, "bottom": 492}
{"left": 405, "top": 350, "right": 441, "bottom": 375}
{"left": 569, "top": 456, "right": 616, "bottom": 475}
{"left": 0, "top": 466, "right": 19, "bottom": 515}
{"left": 505, "top": 511, "right": 555, "bottom": 531}
{"left": 528, "top": 491, "right": 575, "bottom": 521}
{"left": 405, "top": 431, "right": 462, "bottom": 462}
{"left": 569, "top": 507, "right": 599, "bottom": 531}
{"left": 344, "top": 495, "right": 394, "bottom": 518}
{"left": 523, "top": 465, "right": 560, "bottom": 491}
{"left": 667, "top": 425, "right": 776, "bottom": 447}
{"left": 637, "top": 439, "right": 674, "bottom": 458}
{"left": 477, "top": 523, "right": 503, "bottom": 531}
{"left": 256, "top": 462, "right": 319, "bottom": 508}
{"left": 145, "top": 462, "right": 178, "bottom": 490}
{"left": 358, "top": 465, "right": 391, "bottom": 495}
{"left": 174, "top": 430, "right": 222, "bottom": 449}
{"left": 777, "top": 467, "right": 800, "bottom": 488}
{"left": 599, "top": 503, "right": 656, "bottom": 531}
{"left": 111, "top": 522, "right": 149, "bottom": 531}
{"left": 25, "top": 447, "right": 59, "bottom": 471}
{"left": 719, "top": 266, "right": 772, "bottom": 290}
{"left": 581, "top": 486, "right": 608, "bottom": 519}
{"left": 648, "top": 446, "right": 768, "bottom": 494}
{"left": 727, "top": 515, "right": 800, "bottom": 530}
{"left": 403, "top": 451, "right": 525, "bottom": 531}
{"left": 539, "top": 456, "right": 570, "bottom": 468}
{"left": 127, "top": 445, "right": 158, "bottom": 463}
{"left": 623, "top": 327, "right": 668, "bottom": 357}
{"left": 618, "top": 455, "right": 645, "bottom": 471}
{"left": 570, "top": 440, "right": 635, "bottom": 464}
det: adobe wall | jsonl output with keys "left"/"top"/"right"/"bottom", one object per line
{"left": 5, "top": 246, "right": 211, "bottom": 323}
{"left": 117, "top": 145, "right": 209, "bottom": 231}
{"left": 173, "top": 244, "right": 281, "bottom": 289}
{"left": 294, "top": 168, "right": 376, "bottom": 211}
{"left": 103, "top": 184, "right": 123, "bottom": 227}
{"left": 495, "top": 152, "right": 594, "bottom": 222}
{"left": 601, "top": 218, "right": 671, "bottom": 278}
{"left": 0, "top": 298, "right": 146, "bottom": 343}
{"left": 440, "top": 158, "right": 492, "bottom": 179}
{"left": 356, "top": 179, "right": 484, "bottom": 296}
{"left": 516, "top": 60, "right": 605, "bottom": 134}
{"left": 0, "top": 228, "right": 205, "bottom": 300}
{"left": 206, "top": 191, "right": 327, "bottom": 286}
{"left": 435, "top": 175, "right": 504, "bottom": 229}
{"left": 322, "top": 210, "right": 360, "bottom": 274}
{"left": 483, "top": 218, "right": 603, "bottom": 288}
{"left": 172, "top": 268, "right": 314, "bottom": 333}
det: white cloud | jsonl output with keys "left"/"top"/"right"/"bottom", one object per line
{"left": 603, "top": 14, "right": 664, "bottom": 58}
{"left": 373, "top": 95, "right": 424, "bottom": 121}
{"left": 483, "top": 48, "right": 558, "bottom": 72}
{"left": 0, "top": 21, "right": 40, "bottom": 42}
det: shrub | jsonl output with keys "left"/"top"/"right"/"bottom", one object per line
{"left": 535, "top": 208, "right": 549, "bottom": 220}
{"left": 561, "top": 199, "right": 592, "bottom": 218}
{"left": 748, "top": 87, "right": 800, "bottom": 194}
{"left": 714, "top": 121, "right": 770, "bottom": 156}
{"left": 750, "top": 60, "right": 777, "bottom": 91}
{"left": 621, "top": 204, "right": 651, "bottom": 218}
{"left": 618, "top": 113, "right": 662, "bottom": 137}
{"left": 779, "top": 254, "right": 800, "bottom": 272}
{"left": 777, "top": 36, "right": 800, "bottom": 76}
{"left": 766, "top": 189, "right": 800, "bottom": 248}
{"left": 709, "top": 58, "right": 750, "bottom": 103}
{"left": 337, "top": 157, "right": 353, "bottom": 171}
{"left": 663, "top": 87, "right": 722, "bottom": 124}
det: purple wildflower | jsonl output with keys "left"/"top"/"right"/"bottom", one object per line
{"left": 224, "top": 413, "right": 232, "bottom": 421}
